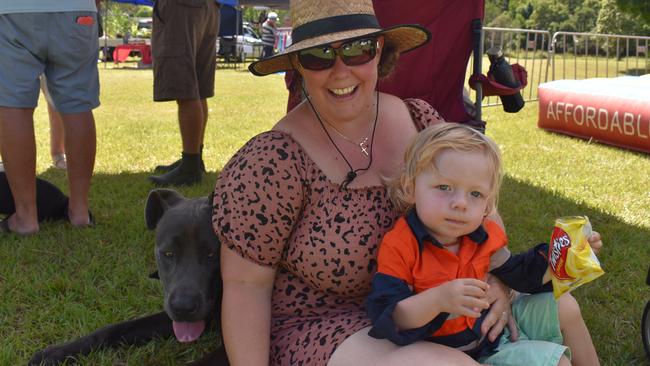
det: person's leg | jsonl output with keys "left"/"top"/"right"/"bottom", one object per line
{"left": 178, "top": 98, "right": 205, "bottom": 154}
{"left": 61, "top": 111, "right": 96, "bottom": 226}
{"left": 328, "top": 326, "right": 479, "bottom": 366}
{"left": 148, "top": 98, "right": 205, "bottom": 186}
{"left": 558, "top": 293, "right": 600, "bottom": 366}
{"left": 0, "top": 107, "right": 39, "bottom": 234}
{"left": 47, "top": 102, "right": 66, "bottom": 169}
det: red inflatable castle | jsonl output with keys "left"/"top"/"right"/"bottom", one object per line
{"left": 538, "top": 76, "right": 650, "bottom": 154}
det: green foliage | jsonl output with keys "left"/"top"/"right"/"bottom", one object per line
{"left": 616, "top": 0, "right": 650, "bottom": 23}
{"left": 483, "top": 0, "right": 650, "bottom": 35}
{"left": 134, "top": 5, "right": 152, "bottom": 18}
{"left": 597, "top": 0, "right": 650, "bottom": 36}
{"left": 103, "top": 2, "right": 138, "bottom": 37}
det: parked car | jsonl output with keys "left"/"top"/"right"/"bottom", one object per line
{"left": 217, "top": 24, "right": 263, "bottom": 62}
{"left": 136, "top": 17, "right": 152, "bottom": 38}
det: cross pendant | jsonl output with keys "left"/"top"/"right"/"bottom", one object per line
{"left": 360, "top": 141, "right": 369, "bottom": 156}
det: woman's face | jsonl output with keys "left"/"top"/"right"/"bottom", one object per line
{"left": 298, "top": 36, "right": 384, "bottom": 123}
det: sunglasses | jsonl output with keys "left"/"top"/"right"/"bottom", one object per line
{"left": 297, "top": 37, "right": 379, "bottom": 71}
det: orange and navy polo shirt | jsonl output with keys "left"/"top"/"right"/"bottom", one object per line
{"left": 367, "top": 210, "right": 550, "bottom": 356}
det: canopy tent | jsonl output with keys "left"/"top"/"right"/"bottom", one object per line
{"left": 106, "top": 0, "right": 286, "bottom": 37}
{"left": 109, "top": 0, "right": 282, "bottom": 7}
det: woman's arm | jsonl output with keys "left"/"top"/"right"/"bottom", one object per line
{"left": 220, "top": 245, "right": 276, "bottom": 366}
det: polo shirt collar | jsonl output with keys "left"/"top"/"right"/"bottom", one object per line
{"left": 405, "top": 209, "right": 489, "bottom": 252}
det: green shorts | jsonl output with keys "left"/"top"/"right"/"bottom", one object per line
{"left": 479, "top": 292, "right": 569, "bottom": 366}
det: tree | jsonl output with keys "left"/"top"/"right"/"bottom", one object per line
{"left": 616, "top": 0, "right": 650, "bottom": 23}
{"left": 596, "top": 0, "right": 649, "bottom": 36}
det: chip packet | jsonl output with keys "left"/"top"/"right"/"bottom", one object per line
{"left": 548, "top": 216, "right": 604, "bottom": 299}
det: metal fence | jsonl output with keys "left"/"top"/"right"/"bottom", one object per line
{"left": 474, "top": 27, "right": 552, "bottom": 107}
{"left": 474, "top": 28, "right": 650, "bottom": 108}
{"left": 550, "top": 31, "right": 650, "bottom": 80}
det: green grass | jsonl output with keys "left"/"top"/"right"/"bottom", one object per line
{"left": 1, "top": 63, "right": 649, "bottom": 365}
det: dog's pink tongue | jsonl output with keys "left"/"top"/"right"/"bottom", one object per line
{"left": 172, "top": 320, "right": 205, "bottom": 343}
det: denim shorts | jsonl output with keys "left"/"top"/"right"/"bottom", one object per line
{"left": 0, "top": 12, "right": 99, "bottom": 114}
{"left": 479, "top": 292, "right": 569, "bottom": 366}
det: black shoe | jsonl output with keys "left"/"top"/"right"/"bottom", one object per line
{"left": 154, "top": 158, "right": 182, "bottom": 173}
{"left": 149, "top": 152, "right": 203, "bottom": 186}
{"left": 154, "top": 154, "right": 206, "bottom": 173}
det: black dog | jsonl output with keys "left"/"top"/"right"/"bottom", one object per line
{"left": 29, "top": 189, "right": 228, "bottom": 365}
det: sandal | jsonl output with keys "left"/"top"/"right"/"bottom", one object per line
{"left": 52, "top": 154, "right": 67, "bottom": 170}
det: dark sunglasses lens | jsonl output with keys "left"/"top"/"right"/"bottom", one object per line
{"left": 341, "top": 38, "right": 377, "bottom": 66}
{"left": 298, "top": 46, "right": 335, "bottom": 70}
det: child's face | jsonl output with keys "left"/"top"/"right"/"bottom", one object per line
{"left": 409, "top": 148, "right": 493, "bottom": 246}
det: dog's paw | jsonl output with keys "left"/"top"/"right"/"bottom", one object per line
{"left": 29, "top": 347, "right": 78, "bottom": 366}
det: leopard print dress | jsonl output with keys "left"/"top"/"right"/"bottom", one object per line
{"left": 213, "top": 99, "right": 443, "bottom": 365}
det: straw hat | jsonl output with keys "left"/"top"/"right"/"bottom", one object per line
{"left": 249, "top": 0, "right": 431, "bottom": 76}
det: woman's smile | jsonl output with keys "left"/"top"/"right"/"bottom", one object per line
{"left": 329, "top": 85, "right": 358, "bottom": 97}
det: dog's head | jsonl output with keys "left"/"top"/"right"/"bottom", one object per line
{"left": 145, "top": 189, "right": 221, "bottom": 343}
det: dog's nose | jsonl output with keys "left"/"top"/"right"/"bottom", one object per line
{"left": 169, "top": 293, "right": 201, "bottom": 316}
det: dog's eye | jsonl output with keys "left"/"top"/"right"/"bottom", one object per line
{"left": 207, "top": 252, "right": 216, "bottom": 259}
{"left": 164, "top": 251, "right": 174, "bottom": 258}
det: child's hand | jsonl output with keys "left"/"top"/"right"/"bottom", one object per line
{"left": 587, "top": 231, "right": 603, "bottom": 255}
{"left": 433, "top": 278, "right": 490, "bottom": 318}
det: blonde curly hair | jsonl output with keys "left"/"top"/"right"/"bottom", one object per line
{"left": 389, "top": 123, "right": 503, "bottom": 215}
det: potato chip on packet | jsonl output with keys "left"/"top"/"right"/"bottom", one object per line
{"left": 548, "top": 216, "right": 604, "bottom": 299}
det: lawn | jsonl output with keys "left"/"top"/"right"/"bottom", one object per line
{"left": 1, "top": 63, "right": 649, "bottom": 365}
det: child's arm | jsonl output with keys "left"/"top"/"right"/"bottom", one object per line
{"left": 367, "top": 227, "right": 490, "bottom": 346}
{"left": 392, "top": 278, "right": 490, "bottom": 329}
{"left": 492, "top": 231, "right": 603, "bottom": 291}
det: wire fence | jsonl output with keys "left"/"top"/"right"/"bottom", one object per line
{"left": 473, "top": 28, "right": 650, "bottom": 108}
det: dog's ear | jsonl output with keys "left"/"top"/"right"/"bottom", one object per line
{"left": 145, "top": 189, "right": 185, "bottom": 230}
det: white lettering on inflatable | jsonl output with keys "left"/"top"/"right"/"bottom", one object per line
{"left": 623, "top": 112, "right": 634, "bottom": 136}
{"left": 598, "top": 109, "right": 609, "bottom": 130}
{"left": 547, "top": 101, "right": 557, "bottom": 120}
{"left": 565, "top": 103, "right": 573, "bottom": 123}
{"left": 586, "top": 107, "right": 597, "bottom": 129}
{"left": 574, "top": 105, "right": 584, "bottom": 126}
{"left": 556, "top": 102, "right": 565, "bottom": 121}
{"left": 637, "top": 115, "right": 648, "bottom": 139}
{"left": 609, "top": 110, "right": 622, "bottom": 134}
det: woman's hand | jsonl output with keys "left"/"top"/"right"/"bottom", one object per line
{"left": 482, "top": 274, "right": 518, "bottom": 342}
{"left": 587, "top": 231, "right": 603, "bottom": 255}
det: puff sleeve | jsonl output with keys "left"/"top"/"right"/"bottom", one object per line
{"left": 212, "top": 132, "right": 307, "bottom": 267}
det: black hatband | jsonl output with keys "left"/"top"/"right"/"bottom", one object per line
{"left": 291, "top": 14, "right": 380, "bottom": 45}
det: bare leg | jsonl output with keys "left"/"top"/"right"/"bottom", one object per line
{"left": 61, "top": 111, "right": 96, "bottom": 227}
{"left": 47, "top": 103, "right": 67, "bottom": 169}
{"left": 0, "top": 107, "right": 39, "bottom": 234}
{"left": 48, "top": 103, "right": 65, "bottom": 157}
{"left": 177, "top": 99, "right": 206, "bottom": 154}
{"left": 199, "top": 98, "right": 208, "bottom": 145}
{"left": 557, "top": 355, "right": 572, "bottom": 366}
{"left": 558, "top": 293, "right": 599, "bottom": 366}
{"left": 328, "top": 326, "right": 479, "bottom": 366}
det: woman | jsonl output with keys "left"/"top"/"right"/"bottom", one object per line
{"left": 213, "top": 0, "right": 515, "bottom": 364}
